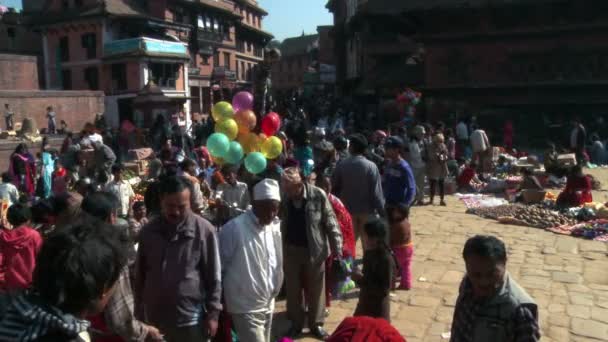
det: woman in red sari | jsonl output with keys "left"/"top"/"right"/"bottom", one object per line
{"left": 9, "top": 143, "right": 35, "bottom": 196}
{"left": 317, "top": 175, "right": 356, "bottom": 307}
{"left": 557, "top": 165, "right": 593, "bottom": 207}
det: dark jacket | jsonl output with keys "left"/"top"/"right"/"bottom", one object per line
{"left": 281, "top": 183, "right": 343, "bottom": 265}
{"left": 134, "top": 212, "right": 222, "bottom": 329}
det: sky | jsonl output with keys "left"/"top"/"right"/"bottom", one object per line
{"left": 0, "top": 0, "right": 22, "bottom": 9}
{"left": 0, "top": 0, "right": 332, "bottom": 42}
{"left": 258, "top": 0, "right": 332, "bottom": 42}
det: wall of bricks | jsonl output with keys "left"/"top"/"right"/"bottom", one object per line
{"left": 0, "top": 90, "right": 104, "bottom": 132}
{"left": 0, "top": 54, "right": 39, "bottom": 90}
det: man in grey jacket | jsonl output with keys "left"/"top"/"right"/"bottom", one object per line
{"left": 281, "top": 167, "right": 343, "bottom": 340}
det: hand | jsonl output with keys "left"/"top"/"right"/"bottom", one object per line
{"left": 204, "top": 318, "right": 218, "bottom": 337}
{"left": 146, "top": 325, "right": 164, "bottom": 341}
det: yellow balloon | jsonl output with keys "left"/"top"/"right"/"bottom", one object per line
{"left": 212, "top": 101, "right": 234, "bottom": 122}
{"left": 238, "top": 132, "right": 261, "bottom": 153}
{"left": 215, "top": 119, "right": 238, "bottom": 140}
{"left": 261, "top": 136, "right": 283, "bottom": 159}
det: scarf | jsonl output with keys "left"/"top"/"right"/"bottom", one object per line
{"left": 0, "top": 294, "right": 90, "bottom": 341}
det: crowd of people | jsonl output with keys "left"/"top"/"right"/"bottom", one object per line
{"left": 0, "top": 106, "right": 545, "bottom": 342}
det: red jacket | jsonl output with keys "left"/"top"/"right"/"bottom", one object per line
{"left": 0, "top": 226, "right": 42, "bottom": 292}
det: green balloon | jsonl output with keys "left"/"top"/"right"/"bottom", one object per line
{"left": 225, "top": 141, "right": 244, "bottom": 164}
{"left": 244, "top": 152, "right": 267, "bottom": 175}
{"left": 207, "top": 133, "right": 230, "bottom": 158}
{"left": 212, "top": 101, "right": 234, "bottom": 121}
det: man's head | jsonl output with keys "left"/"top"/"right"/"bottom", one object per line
{"left": 47, "top": 106, "right": 53, "bottom": 112}
{"left": 222, "top": 165, "right": 239, "bottom": 186}
{"left": 132, "top": 201, "right": 146, "bottom": 220}
{"left": 7, "top": 203, "right": 32, "bottom": 228}
{"left": 281, "top": 167, "right": 304, "bottom": 201}
{"left": 33, "top": 221, "right": 128, "bottom": 317}
{"left": 348, "top": 133, "right": 368, "bottom": 155}
{"left": 462, "top": 235, "right": 507, "bottom": 299}
{"left": 364, "top": 218, "right": 388, "bottom": 250}
{"left": 4, "top": 103, "right": 8, "bottom": 109}
{"left": 159, "top": 176, "right": 192, "bottom": 225}
{"left": 1, "top": 172, "right": 11, "bottom": 183}
{"left": 252, "top": 178, "right": 281, "bottom": 226}
{"left": 181, "top": 158, "right": 198, "bottom": 176}
{"left": 111, "top": 164, "right": 124, "bottom": 181}
{"left": 81, "top": 192, "right": 120, "bottom": 224}
{"left": 384, "top": 136, "right": 404, "bottom": 160}
{"left": 315, "top": 174, "right": 332, "bottom": 195}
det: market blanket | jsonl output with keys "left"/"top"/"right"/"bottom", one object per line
{"left": 546, "top": 219, "right": 608, "bottom": 242}
{"left": 456, "top": 194, "right": 508, "bottom": 209}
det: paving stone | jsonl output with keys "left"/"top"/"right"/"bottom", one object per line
{"left": 592, "top": 307, "right": 608, "bottom": 324}
{"left": 410, "top": 296, "right": 441, "bottom": 308}
{"left": 442, "top": 294, "right": 458, "bottom": 307}
{"left": 543, "top": 247, "right": 557, "bottom": 255}
{"left": 548, "top": 303, "right": 566, "bottom": 313}
{"left": 398, "top": 306, "right": 435, "bottom": 325}
{"left": 582, "top": 252, "right": 606, "bottom": 260}
{"left": 438, "top": 271, "right": 464, "bottom": 284}
{"left": 548, "top": 326, "right": 570, "bottom": 342}
{"left": 590, "top": 284, "right": 608, "bottom": 292}
{"left": 567, "top": 305, "right": 592, "bottom": 319}
{"left": 520, "top": 267, "right": 551, "bottom": 277}
{"left": 553, "top": 272, "right": 583, "bottom": 284}
{"left": 544, "top": 265, "right": 564, "bottom": 271}
{"left": 567, "top": 284, "right": 591, "bottom": 293}
{"left": 579, "top": 241, "right": 607, "bottom": 253}
{"left": 571, "top": 317, "right": 608, "bottom": 340}
{"left": 555, "top": 239, "right": 579, "bottom": 254}
{"left": 434, "top": 307, "right": 454, "bottom": 324}
{"left": 570, "top": 293, "right": 594, "bottom": 306}
{"left": 548, "top": 313, "right": 570, "bottom": 328}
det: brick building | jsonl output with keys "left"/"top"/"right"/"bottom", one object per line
{"left": 29, "top": 0, "right": 271, "bottom": 129}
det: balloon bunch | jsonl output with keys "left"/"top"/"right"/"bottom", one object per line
{"left": 206, "top": 91, "right": 283, "bottom": 175}
{"left": 396, "top": 87, "right": 422, "bottom": 118}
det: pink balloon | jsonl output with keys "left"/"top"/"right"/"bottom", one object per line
{"left": 261, "top": 112, "right": 281, "bottom": 136}
{"left": 232, "top": 91, "right": 254, "bottom": 112}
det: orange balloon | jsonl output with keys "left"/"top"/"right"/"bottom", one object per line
{"left": 238, "top": 132, "right": 262, "bottom": 153}
{"left": 234, "top": 110, "right": 257, "bottom": 134}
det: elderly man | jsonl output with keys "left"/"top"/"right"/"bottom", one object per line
{"left": 220, "top": 179, "right": 283, "bottom": 342}
{"left": 135, "top": 176, "right": 222, "bottom": 342}
{"left": 281, "top": 167, "right": 343, "bottom": 340}
{"left": 92, "top": 139, "right": 116, "bottom": 179}
{"left": 451, "top": 235, "right": 540, "bottom": 342}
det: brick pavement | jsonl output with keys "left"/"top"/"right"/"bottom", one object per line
{"left": 272, "top": 171, "right": 608, "bottom": 341}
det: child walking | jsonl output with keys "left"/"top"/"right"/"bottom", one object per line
{"left": 352, "top": 218, "right": 395, "bottom": 322}
{"left": 388, "top": 203, "right": 413, "bottom": 290}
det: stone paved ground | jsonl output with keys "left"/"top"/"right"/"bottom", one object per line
{"left": 272, "top": 168, "right": 608, "bottom": 341}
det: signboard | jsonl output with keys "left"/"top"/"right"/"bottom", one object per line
{"left": 104, "top": 37, "right": 187, "bottom": 58}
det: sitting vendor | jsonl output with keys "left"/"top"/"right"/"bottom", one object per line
{"left": 519, "top": 168, "right": 543, "bottom": 191}
{"left": 457, "top": 161, "right": 486, "bottom": 193}
{"left": 495, "top": 155, "right": 512, "bottom": 174}
{"left": 556, "top": 165, "right": 593, "bottom": 207}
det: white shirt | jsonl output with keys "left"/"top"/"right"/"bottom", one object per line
{"left": 216, "top": 182, "right": 251, "bottom": 218}
{"left": 456, "top": 122, "right": 469, "bottom": 140}
{"left": 105, "top": 180, "right": 134, "bottom": 216}
{"left": 0, "top": 182, "right": 19, "bottom": 206}
{"left": 408, "top": 140, "right": 425, "bottom": 169}
{"left": 470, "top": 129, "right": 489, "bottom": 153}
{"left": 220, "top": 210, "right": 283, "bottom": 314}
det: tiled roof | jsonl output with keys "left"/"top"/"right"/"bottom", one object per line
{"left": 31, "top": 0, "right": 147, "bottom": 25}
{"left": 103, "top": 0, "right": 148, "bottom": 17}
{"left": 234, "top": 0, "right": 268, "bottom": 15}
{"left": 280, "top": 34, "right": 319, "bottom": 57}
{"left": 236, "top": 22, "right": 274, "bottom": 39}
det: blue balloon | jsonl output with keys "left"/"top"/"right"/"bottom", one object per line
{"left": 225, "top": 141, "right": 244, "bottom": 164}
{"left": 207, "top": 133, "right": 230, "bottom": 158}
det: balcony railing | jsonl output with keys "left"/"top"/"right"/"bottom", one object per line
{"left": 104, "top": 37, "right": 188, "bottom": 58}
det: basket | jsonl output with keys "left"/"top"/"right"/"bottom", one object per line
{"left": 522, "top": 190, "right": 547, "bottom": 204}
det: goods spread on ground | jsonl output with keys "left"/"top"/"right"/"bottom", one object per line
{"left": 467, "top": 204, "right": 576, "bottom": 229}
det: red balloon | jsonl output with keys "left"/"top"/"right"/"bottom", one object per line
{"left": 261, "top": 112, "right": 281, "bottom": 136}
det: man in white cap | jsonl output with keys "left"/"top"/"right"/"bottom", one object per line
{"left": 219, "top": 178, "right": 283, "bottom": 342}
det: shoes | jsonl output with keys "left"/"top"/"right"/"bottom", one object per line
{"left": 286, "top": 327, "right": 302, "bottom": 339}
{"left": 324, "top": 308, "right": 330, "bottom": 317}
{"left": 310, "top": 326, "right": 330, "bottom": 340}
{"left": 440, "top": 200, "right": 447, "bottom": 206}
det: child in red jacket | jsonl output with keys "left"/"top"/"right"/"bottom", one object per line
{"left": 0, "top": 203, "right": 42, "bottom": 292}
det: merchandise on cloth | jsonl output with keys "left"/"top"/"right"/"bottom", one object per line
{"left": 547, "top": 220, "right": 608, "bottom": 242}
{"left": 467, "top": 204, "right": 576, "bottom": 229}
{"left": 456, "top": 193, "right": 507, "bottom": 209}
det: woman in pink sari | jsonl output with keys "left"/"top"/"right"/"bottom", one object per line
{"left": 9, "top": 143, "right": 35, "bottom": 196}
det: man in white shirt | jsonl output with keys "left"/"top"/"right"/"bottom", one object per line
{"left": 0, "top": 172, "right": 19, "bottom": 206}
{"left": 216, "top": 165, "right": 251, "bottom": 221}
{"left": 456, "top": 118, "right": 469, "bottom": 158}
{"left": 408, "top": 126, "right": 426, "bottom": 205}
{"left": 4, "top": 103, "right": 14, "bottom": 131}
{"left": 105, "top": 164, "right": 134, "bottom": 217}
{"left": 219, "top": 179, "right": 283, "bottom": 342}
{"left": 470, "top": 126, "right": 491, "bottom": 173}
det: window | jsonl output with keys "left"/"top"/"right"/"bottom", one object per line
{"left": 223, "top": 52, "right": 230, "bottom": 68}
{"left": 236, "top": 40, "right": 244, "bottom": 53}
{"left": 235, "top": 62, "right": 239, "bottom": 80}
{"left": 247, "top": 11, "right": 251, "bottom": 24}
{"left": 84, "top": 67, "right": 99, "bottom": 90}
{"left": 241, "top": 61, "right": 245, "bottom": 80}
{"left": 111, "top": 63, "right": 127, "bottom": 91}
{"left": 202, "top": 56, "right": 210, "bottom": 65}
{"left": 149, "top": 63, "right": 179, "bottom": 89}
{"left": 59, "top": 36, "right": 70, "bottom": 62}
{"left": 61, "top": 69, "right": 72, "bottom": 90}
{"left": 81, "top": 33, "right": 97, "bottom": 59}
{"left": 213, "top": 51, "right": 220, "bottom": 66}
